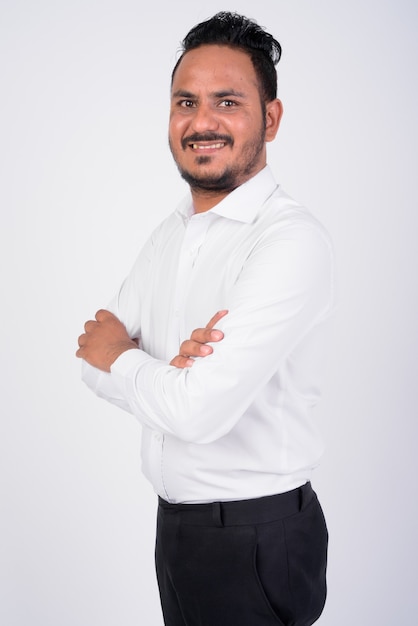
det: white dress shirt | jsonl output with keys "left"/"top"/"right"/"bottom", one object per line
{"left": 82, "top": 166, "right": 335, "bottom": 504}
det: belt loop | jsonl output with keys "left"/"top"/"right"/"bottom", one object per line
{"left": 212, "top": 502, "right": 224, "bottom": 527}
{"left": 300, "top": 482, "right": 313, "bottom": 511}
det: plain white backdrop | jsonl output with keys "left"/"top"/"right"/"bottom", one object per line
{"left": 1, "top": 1, "right": 417, "bottom": 624}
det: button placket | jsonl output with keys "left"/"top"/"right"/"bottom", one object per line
{"left": 172, "top": 214, "right": 211, "bottom": 343}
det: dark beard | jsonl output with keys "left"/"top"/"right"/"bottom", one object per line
{"left": 177, "top": 161, "right": 241, "bottom": 193}
{"left": 171, "top": 121, "right": 266, "bottom": 194}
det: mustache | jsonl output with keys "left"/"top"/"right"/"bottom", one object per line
{"left": 181, "top": 133, "right": 233, "bottom": 150}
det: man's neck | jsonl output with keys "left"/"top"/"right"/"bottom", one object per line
{"left": 191, "top": 189, "right": 231, "bottom": 214}
{"left": 189, "top": 163, "right": 267, "bottom": 213}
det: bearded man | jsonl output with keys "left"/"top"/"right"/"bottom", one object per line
{"left": 77, "top": 12, "right": 335, "bottom": 626}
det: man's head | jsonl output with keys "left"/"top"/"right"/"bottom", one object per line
{"left": 169, "top": 12, "right": 283, "bottom": 206}
{"left": 172, "top": 12, "right": 282, "bottom": 104}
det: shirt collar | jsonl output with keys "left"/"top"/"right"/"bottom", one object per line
{"left": 175, "top": 166, "right": 278, "bottom": 224}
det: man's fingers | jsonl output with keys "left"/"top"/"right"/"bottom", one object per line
{"left": 84, "top": 319, "right": 96, "bottom": 333}
{"left": 205, "top": 309, "right": 229, "bottom": 330}
{"left": 95, "top": 309, "right": 116, "bottom": 322}
{"left": 76, "top": 334, "right": 86, "bottom": 357}
{"left": 170, "top": 355, "right": 195, "bottom": 368}
{"left": 186, "top": 310, "right": 228, "bottom": 349}
{"left": 189, "top": 327, "right": 223, "bottom": 345}
{"left": 178, "top": 339, "right": 213, "bottom": 357}
{"left": 170, "top": 310, "right": 228, "bottom": 369}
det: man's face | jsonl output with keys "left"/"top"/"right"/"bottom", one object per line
{"left": 169, "top": 45, "right": 274, "bottom": 194}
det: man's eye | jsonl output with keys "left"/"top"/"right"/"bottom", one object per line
{"left": 219, "top": 100, "right": 236, "bottom": 107}
{"left": 180, "top": 100, "right": 195, "bottom": 108}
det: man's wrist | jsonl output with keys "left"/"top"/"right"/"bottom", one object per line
{"left": 107, "top": 341, "right": 139, "bottom": 371}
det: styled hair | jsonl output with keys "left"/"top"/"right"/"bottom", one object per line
{"left": 171, "top": 12, "right": 282, "bottom": 102}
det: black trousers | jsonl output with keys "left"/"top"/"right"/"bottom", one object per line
{"left": 155, "top": 483, "right": 328, "bottom": 626}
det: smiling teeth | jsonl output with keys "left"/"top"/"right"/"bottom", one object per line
{"left": 192, "top": 143, "right": 225, "bottom": 150}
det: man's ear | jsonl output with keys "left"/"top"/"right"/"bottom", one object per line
{"left": 265, "top": 99, "right": 283, "bottom": 142}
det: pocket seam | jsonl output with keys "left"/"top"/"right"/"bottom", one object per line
{"left": 252, "top": 524, "right": 287, "bottom": 626}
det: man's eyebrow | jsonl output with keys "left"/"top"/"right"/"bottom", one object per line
{"left": 213, "top": 90, "right": 246, "bottom": 99}
{"left": 171, "top": 89, "right": 247, "bottom": 99}
{"left": 172, "top": 90, "right": 196, "bottom": 99}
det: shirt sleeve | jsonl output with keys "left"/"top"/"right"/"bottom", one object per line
{"left": 108, "top": 224, "right": 335, "bottom": 444}
{"left": 80, "top": 232, "right": 154, "bottom": 412}
{"left": 81, "top": 359, "right": 132, "bottom": 413}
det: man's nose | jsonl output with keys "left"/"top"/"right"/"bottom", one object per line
{"left": 190, "top": 103, "right": 219, "bottom": 132}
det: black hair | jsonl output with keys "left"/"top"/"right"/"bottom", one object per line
{"left": 171, "top": 12, "right": 282, "bottom": 102}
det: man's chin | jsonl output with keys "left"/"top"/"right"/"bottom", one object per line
{"left": 179, "top": 167, "right": 238, "bottom": 193}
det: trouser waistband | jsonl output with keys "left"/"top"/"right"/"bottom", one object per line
{"left": 158, "top": 482, "right": 314, "bottom": 527}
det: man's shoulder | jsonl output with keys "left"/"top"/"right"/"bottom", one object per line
{"left": 259, "top": 185, "right": 332, "bottom": 244}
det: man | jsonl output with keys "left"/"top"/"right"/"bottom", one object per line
{"left": 77, "top": 12, "right": 334, "bottom": 626}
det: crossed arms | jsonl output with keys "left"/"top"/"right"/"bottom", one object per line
{"left": 76, "top": 309, "right": 228, "bottom": 372}
{"left": 76, "top": 221, "right": 332, "bottom": 444}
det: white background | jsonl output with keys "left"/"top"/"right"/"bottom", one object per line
{"left": 1, "top": 1, "right": 417, "bottom": 624}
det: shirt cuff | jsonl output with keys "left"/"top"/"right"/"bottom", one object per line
{"left": 110, "top": 347, "right": 152, "bottom": 377}
{"left": 110, "top": 348, "right": 177, "bottom": 432}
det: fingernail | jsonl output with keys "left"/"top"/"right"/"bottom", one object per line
{"left": 211, "top": 331, "right": 223, "bottom": 340}
{"left": 201, "top": 346, "right": 212, "bottom": 355}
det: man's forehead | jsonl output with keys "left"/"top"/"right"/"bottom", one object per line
{"left": 171, "top": 45, "right": 258, "bottom": 92}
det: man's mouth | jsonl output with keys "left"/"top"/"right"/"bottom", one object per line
{"left": 190, "top": 142, "right": 226, "bottom": 151}
{"left": 182, "top": 134, "right": 232, "bottom": 151}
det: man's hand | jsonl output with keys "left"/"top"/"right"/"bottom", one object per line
{"left": 170, "top": 310, "right": 228, "bottom": 369}
{"left": 76, "top": 309, "right": 138, "bottom": 372}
